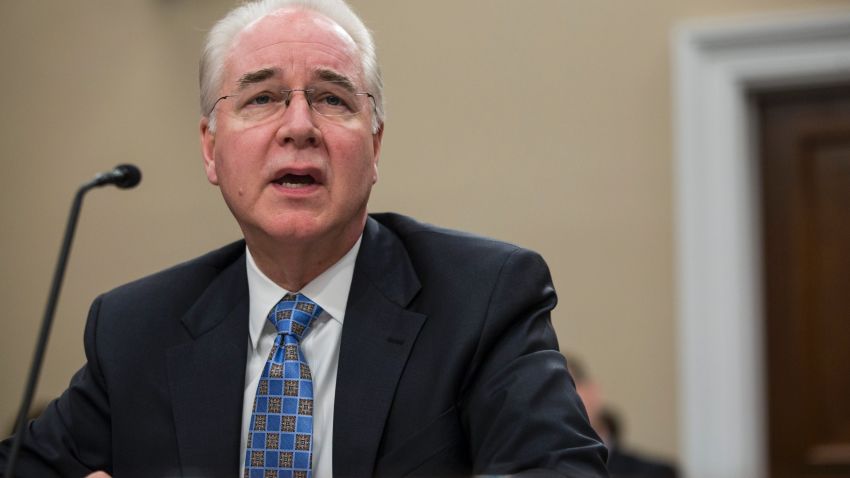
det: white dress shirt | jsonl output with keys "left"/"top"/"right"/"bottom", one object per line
{"left": 239, "top": 238, "right": 361, "bottom": 478}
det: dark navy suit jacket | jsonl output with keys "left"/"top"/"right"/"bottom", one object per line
{"left": 1, "top": 213, "right": 607, "bottom": 477}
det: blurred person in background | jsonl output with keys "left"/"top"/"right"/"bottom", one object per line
{"left": 568, "top": 355, "right": 677, "bottom": 478}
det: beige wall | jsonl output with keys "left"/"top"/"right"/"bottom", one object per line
{"left": 1, "top": 0, "right": 848, "bottom": 464}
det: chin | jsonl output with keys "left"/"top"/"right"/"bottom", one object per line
{"left": 243, "top": 207, "right": 366, "bottom": 248}
{"left": 263, "top": 217, "right": 326, "bottom": 242}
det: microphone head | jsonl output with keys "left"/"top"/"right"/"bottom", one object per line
{"left": 113, "top": 164, "right": 142, "bottom": 189}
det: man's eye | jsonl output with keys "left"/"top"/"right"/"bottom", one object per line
{"left": 317, "top": 92, "right": 356, "bottom": 112}
{"left": 248, "top": 94, "right": 275, "bottom": 106}
{"left": 323, "top": 95, "right": 343, "bottom": 106}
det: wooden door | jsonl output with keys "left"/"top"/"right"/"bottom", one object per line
{"left": 756, "top": 84, "right": 850, "bottom": 478}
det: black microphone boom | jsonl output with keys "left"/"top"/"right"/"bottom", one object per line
{"left": 4, "top": 164, "right": 142, "bottom": 478}
{"left": 89, "top": 163, "right": 142, "bottom": 189}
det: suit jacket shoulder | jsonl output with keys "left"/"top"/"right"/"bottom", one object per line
{"left": 368, "top": 212, "right": 543, "bottom": 301}
{"left": 97, "top": 239, "right": 246, "bottom": 318}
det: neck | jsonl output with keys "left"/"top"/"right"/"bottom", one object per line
{"left": 246, "top": 220, "right": 364, "bottom": 291}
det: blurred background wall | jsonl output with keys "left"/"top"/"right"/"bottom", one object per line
{"left": 1, "top": 0, "right": 849, "bottom": 473}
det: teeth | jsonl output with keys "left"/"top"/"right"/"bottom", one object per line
{"left": 280, "top": 181, "right": 311, "bottom": 188}
{"left": 275, "top": 173, "right": 316, "bottom": 188}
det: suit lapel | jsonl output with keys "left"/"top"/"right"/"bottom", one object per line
{"left": 333, "top": 217, "right": 426, "bottom": 477}
{"left": 166, "top": 252, "right": 249, "bottom": 477}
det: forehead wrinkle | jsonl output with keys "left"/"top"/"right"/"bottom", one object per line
{"left": 226, "top": 39, "right": 361, "bottom": 81}
{"left": 247, "top": 39, "right": 358, "bottom": 70}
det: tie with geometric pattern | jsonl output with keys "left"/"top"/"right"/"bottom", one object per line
{"left": 244, "top": 293, "right": 324, "bottom": 478}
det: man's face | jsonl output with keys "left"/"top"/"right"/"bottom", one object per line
{"left": 201, "top": 8, "right": 382, "bottom": 251}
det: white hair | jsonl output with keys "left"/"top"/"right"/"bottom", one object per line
{"left": 200, "top": 0, "right": 384, "bottom": 133}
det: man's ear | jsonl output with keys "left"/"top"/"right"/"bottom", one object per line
{"left": 200, "top": 117, "right": 219, "bottom": 185}
{"left": 371, "top": 123, "right": 384, "bottom": 184}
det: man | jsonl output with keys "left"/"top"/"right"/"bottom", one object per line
{"left": 0, "top": 0, "right": 607, "bottom": 476}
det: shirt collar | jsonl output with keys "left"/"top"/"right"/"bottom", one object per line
{"left": 245, "top": 236, "right": 362, "bottom": 353}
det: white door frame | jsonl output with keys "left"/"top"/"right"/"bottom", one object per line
{"left": 673, "top": 9, "right": 850, "bottom": 478}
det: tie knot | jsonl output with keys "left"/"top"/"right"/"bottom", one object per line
{"left": 267, "top": 293, "right": 323, "bottom": 340}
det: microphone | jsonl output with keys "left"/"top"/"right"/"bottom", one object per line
{"left": 4, "top": 165, "right": 142, "bottom": 478}
{"left": 89, "top": 163, "right": 142, "bottom": 189}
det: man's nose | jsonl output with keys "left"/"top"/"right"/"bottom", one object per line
{"left": 275, "top": 91, "right": 321, "bottom": 148}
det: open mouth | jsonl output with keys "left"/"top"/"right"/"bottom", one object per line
{"left": 274, "top": 173, "right": 317, "bottom": 188}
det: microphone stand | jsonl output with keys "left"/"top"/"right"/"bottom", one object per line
{"left": 4, "top": 169, "right": 137, "bottom": 477}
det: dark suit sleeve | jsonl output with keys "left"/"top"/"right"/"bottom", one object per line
{"left": 460, "top": 248, "right": 608, "bottom": 477}
{"left": 0, "top": 297, "right": 113, "bottom": 477}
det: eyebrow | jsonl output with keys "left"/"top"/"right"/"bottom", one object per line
{"left": 236, "top": 67, "right": 281, "bottom": 90}
{"left": 232, "top": 67, "right": 360, "bottom": 92}
{"left": 313, "top": 69, "right": 358, "bottom": 93}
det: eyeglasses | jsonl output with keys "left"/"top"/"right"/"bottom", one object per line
{"left": 208, "top": 80, "right": 376, "bottom": 124}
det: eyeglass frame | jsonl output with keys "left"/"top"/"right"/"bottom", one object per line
{"left": 206, "top": 83, "right": 377, "bottom": 121}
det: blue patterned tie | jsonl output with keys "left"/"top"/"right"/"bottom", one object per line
{"left": 245, "top": 293, "right": 324, "bottom": 478}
